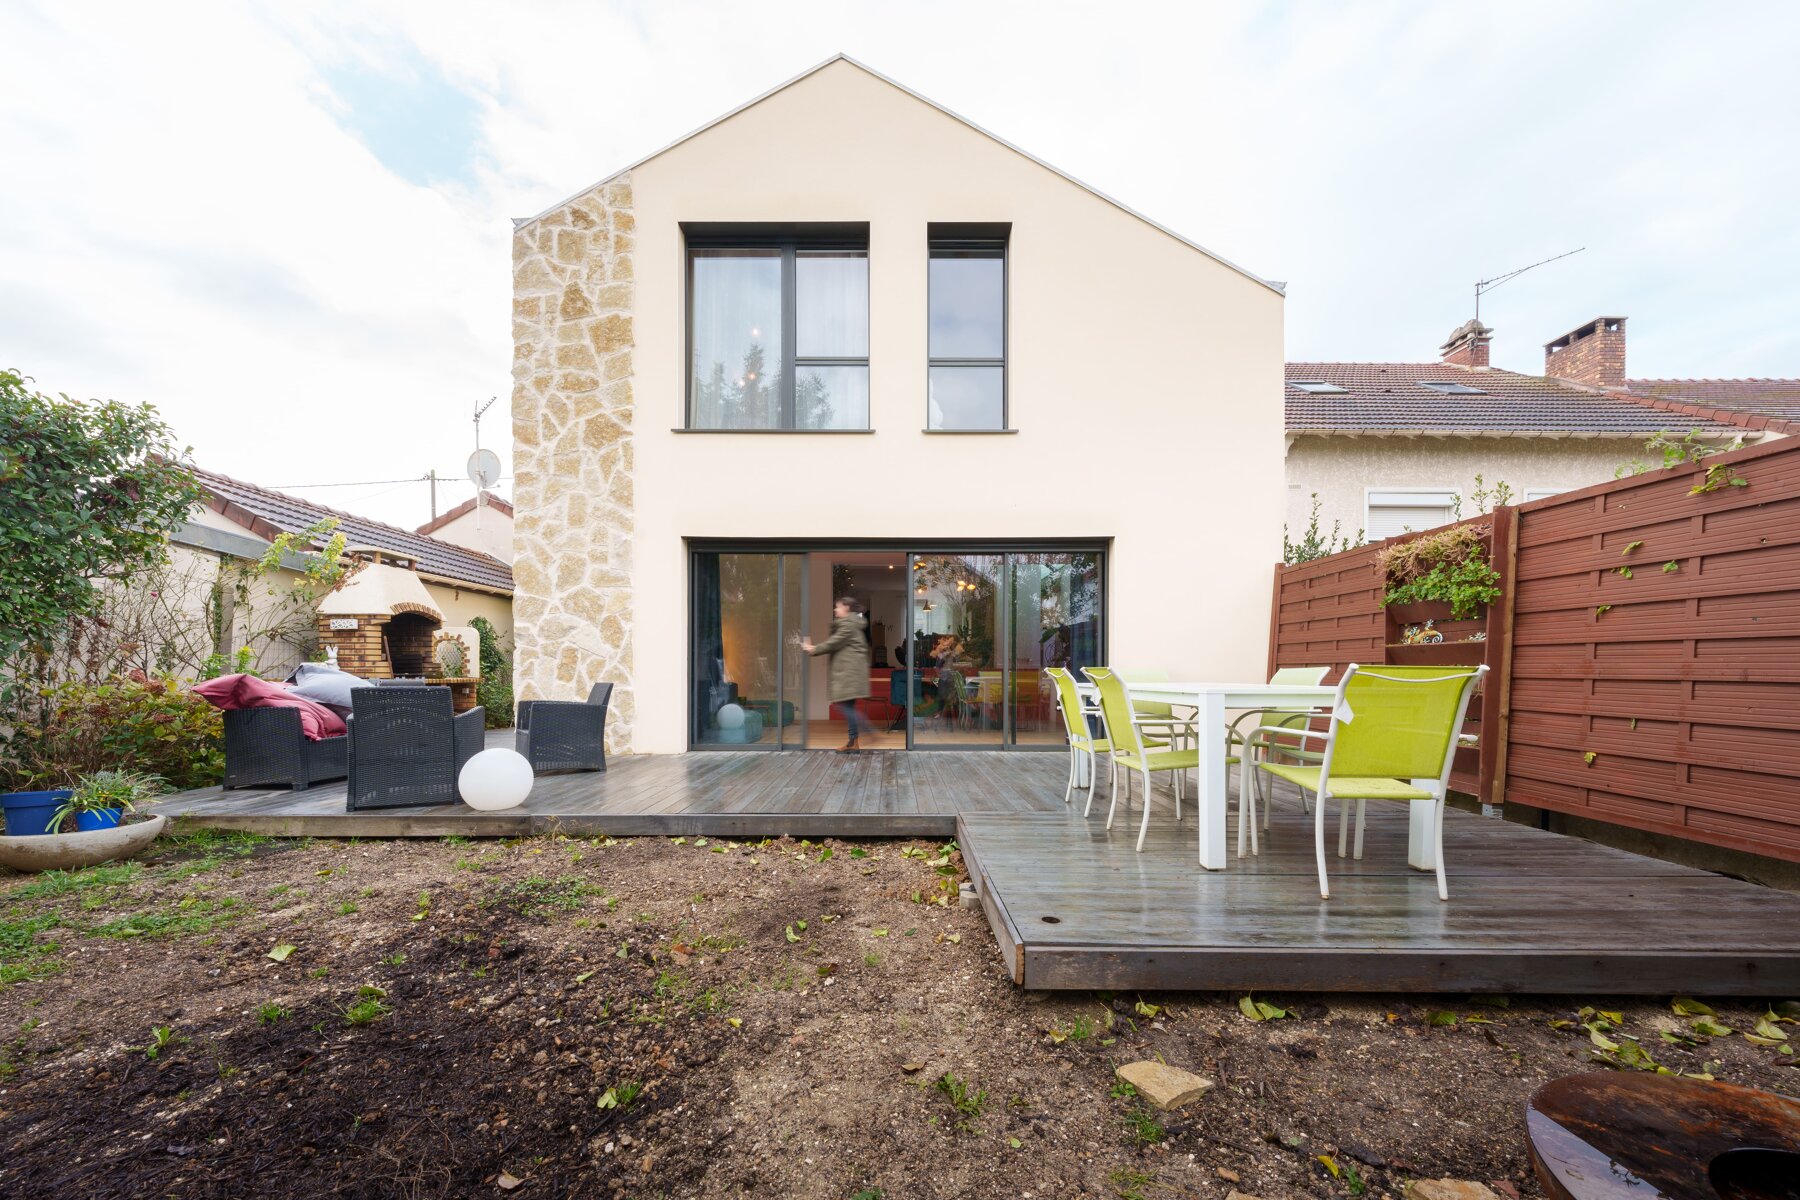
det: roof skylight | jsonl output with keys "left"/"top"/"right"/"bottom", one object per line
{"left": 1290, "top": 381, "right": 1349, "bottom": 394}
{"left": 1419, "top": 381, "right": 1488, "bottom": 396}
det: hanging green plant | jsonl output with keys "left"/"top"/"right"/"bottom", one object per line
{"left": 1378, "top": 523, "right": 1501, "bottom": 620}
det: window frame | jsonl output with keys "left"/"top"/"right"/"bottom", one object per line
{"left": 926, "top": 223, "right": 1010, "bottom": 432}
{"left": 682, "top": 223, "right": 871, "bottom": 432}
{"left": 1364, "top": 486, "right": 1459, "bottom": 539}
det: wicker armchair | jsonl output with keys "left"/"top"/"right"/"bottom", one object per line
{"left": 516, "top": 682, "right": 612, "bottom": 774}
{"left": 346, "top": 686, "right": 486, "bottom": 811}
{"left": 223, "top": 707, "right": 349, "bottom": 791}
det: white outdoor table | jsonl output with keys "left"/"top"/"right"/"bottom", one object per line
{"left": 1075, "top": 680, "right": 1448, "bottom": 872}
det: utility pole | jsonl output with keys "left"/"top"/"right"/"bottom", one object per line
{"left": 428, "top": 469, "right": 438, "bottom": 519}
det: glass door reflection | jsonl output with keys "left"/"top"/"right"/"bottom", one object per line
{"left": 909, "top": 553, "right": 1006, "bottom": 747}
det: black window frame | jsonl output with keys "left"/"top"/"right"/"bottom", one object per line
{"left": 926, "top": 223, "right": 1010, "bottom": 432}
{"left": 683, "top": 222, "right": 871, "bottom": 432}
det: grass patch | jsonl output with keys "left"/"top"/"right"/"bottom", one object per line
{"left": 7, "top": 862, "right": 142, "bottom": 900}
{"left": 1122, "top": 1106, "right": 1165, "bottom": 1146}
{"left": 502, "top": 875, "right": 606, "bottom": 916}
{"left": 934, "top": 1071, "right": 987, "bottom": 1127}
{"left": 256, "top": 1001, "right": 289, "bottom": 1026}
{"left": 344, "top": 986, "right": 392, "bottom": 1026}
{"left": 89, "top": 896, "right": 240, "bottom": 940}
{"left": 158, "top": 829, "right": 274, "bottom": 858}
{"left": 0, "top": 914, "right": 64, "bottom": 988}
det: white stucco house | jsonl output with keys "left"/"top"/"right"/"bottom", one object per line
{"left": 509, "top": 55, "right": 1287, "bottom": 755}
{"left": 1286, "top": 316, "right": 1799, "bottom": 542}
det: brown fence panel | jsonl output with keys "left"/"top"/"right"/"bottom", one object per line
{"left": 1503, "top": 436, "right": 1800, "bottom": 862}
{"left": 1269, "top": 514, "right": 1510, "bottom": 797}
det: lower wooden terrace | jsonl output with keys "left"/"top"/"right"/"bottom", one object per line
{"left": 150, "top": 740, "right": 1800, "bottom": 995}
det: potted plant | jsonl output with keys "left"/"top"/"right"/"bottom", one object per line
{"left": 2, "top": 787, "right": 74, "bottom": 837}
{"left": 49, "top": 770, "right": 164, "bottom": 833}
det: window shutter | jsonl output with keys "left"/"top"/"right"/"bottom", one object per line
{"left": 1366, "top": 491, "right": 1456, "bottom": 539}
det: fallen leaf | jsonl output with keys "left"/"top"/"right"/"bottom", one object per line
{"left": 1426, "top": 1011, "right": 1458, "bottom": 1028}
{"left": 1692, "top": 1017, "right": 1733, "bottom": 1038}
{"left": 1135, "top": 999, "right": 1162, "bottom": 1018}
{"left": 900, "top": 1061, "right": 924, "bottom": 1074}
{"left": 266, "top": 944, "right": 296, "bottom": 963}
{"left": 727, "top": 1017, "right": 742, "bottom": 1029}
{"left": 784, "top": 925, "right": 800, "bottom": 943}
{"left": 1587, "top": 1025, "right": 1621, "bottom": 1052}
{"left": 1007, "top": 1137, "right": 1022, "bottom": 1149}
{"left": 1318, "top": 1154, "right": 1341, "bottom": 1178}
{"left": 496, "top": 1171, "right": 523, "bottom": 1190}
{"left": 1671, "top": 996, "right": 1714, "bottom": 1017}
{"left": 574, "top": 970, "right": 595, "bottom": 984}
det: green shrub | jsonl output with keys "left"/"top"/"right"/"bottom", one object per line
{"left": 469, "top": 616, "right": 514, "bottom": 729}
{"left": 3, "top": 674, "right": 223, "bottom": 791}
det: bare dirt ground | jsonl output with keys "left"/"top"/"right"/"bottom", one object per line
{"left": 1, "top": 828, "right": 1795, "bottom": 1200}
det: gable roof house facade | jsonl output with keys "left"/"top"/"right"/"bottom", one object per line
{"left": 511, "top": 56, "right": 1286, "bottom": 755}
{"left": 1286, "top": 316, "right": 1796, "bottom": 542}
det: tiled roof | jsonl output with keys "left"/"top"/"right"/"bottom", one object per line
{"left": 1627, "top": 378, "right": 1800, "bottom": 421}
{"left": 192, "top": 466, "right": 514, "bottom": 593}
{"left": 1285, "top": 362, "right": 1752, "bottom": 436}
{"left": 415, "top": 491, "right": 514, "bottom": 536}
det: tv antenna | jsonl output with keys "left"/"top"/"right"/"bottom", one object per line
{"left": 1474, "top": 247, "right": 1585, "bottom": 321}
{"left": 469, "top": 396, "right": 502, "bottom": 516}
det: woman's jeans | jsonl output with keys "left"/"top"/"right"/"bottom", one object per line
{"left": 833, "top": 700, "right": 869, "bottom": 744}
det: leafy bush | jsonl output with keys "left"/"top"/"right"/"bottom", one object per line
{"left": 3, "top": 674, "right": 223, "bottom": 791}
{"left": 470, "top": 617, "right": 514, "bottom": 729}
{"left": 1283, "top": 492, "right": 1365, "bottom": 564}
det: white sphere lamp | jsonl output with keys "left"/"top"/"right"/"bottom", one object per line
{"left": 459, "top": 748, "right": 534, "bottom": 811}
{"left": 715, "top": 703, "right": 746, "bottom": 730}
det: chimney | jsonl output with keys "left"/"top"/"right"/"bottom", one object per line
{"left": 1439, "top": 319, "right": 1493, "bottom": 368}
{"left": 1544, "top": 316, "right": 1627, "bottom": 389}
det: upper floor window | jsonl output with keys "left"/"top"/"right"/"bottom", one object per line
{"left": 927, "top": 225, "right": 1008, "bottom": 430}
{"left": 686, "top": 224, "right": 869, "bottom": 430}
{"left": 1366, "top": 489, "right": 1456, "bottom": 539}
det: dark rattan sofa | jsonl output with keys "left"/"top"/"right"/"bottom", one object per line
{"left": 346, "top": 686, "right": 486, "bottom": 810}
{"left": 223, "top": 707, "right": 349, "bottom": 791}
{"left": 516, "top": 682, "right": 612, "bottom": 774}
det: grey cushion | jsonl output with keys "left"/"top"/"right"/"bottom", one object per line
{"left": 286, "top": 663, "right": 370, "bottom": 716}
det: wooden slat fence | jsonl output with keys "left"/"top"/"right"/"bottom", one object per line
{"left": 1502, "top": 436, "right": 1800, "bottom": 862}
{"left": 1271, "top": 435, "right": 1800, "bottom": 863}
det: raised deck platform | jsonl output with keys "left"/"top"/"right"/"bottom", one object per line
{"left": 957, "top": 801, "right": 1800, "bottom": 995}
{"left": 150, "top": 737, "right": 1070, "bottom": 838}
{"left": 152, "top": 741, "right": 1800, "bottom": 994}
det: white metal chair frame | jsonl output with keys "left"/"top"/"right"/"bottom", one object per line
{"left": 1264, "top": 664, "right": 1487, "bottom": 901}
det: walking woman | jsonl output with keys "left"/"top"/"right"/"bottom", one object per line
{"left": 802, "top": 597, "right": 872, "bottom": 752}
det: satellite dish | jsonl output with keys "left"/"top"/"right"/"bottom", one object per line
{"left": 467, "top": 449, "right": 502, "bottom": 489}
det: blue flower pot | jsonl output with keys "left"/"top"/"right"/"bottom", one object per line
{"left": 1, "top": 791, "right": 72, "bottom": 838}
{"left": 75, "top": 808, "right": 124, "bottom": 832}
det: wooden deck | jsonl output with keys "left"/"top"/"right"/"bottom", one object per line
{"left": 152, "top": 739, "right": 1800, "bottom": 994}
{"left": 958, "top": 800, "right": 1800, "bottom": 995}
{"left": 150, "top": 735, "right": 1070, "bottom": 838}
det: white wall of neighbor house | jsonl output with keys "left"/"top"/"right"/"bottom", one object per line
{"left": 1284, "top": 435, "right": 1663, "bottom": 543}
{"left": 512, "top": 59, "right": 1288, "bottom": 754}
{"left": 426, "top": 505, "right": 514, "bottom": 563}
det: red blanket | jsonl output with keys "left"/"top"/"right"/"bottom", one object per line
{"left": 192, "top": 674, "right": 347, "bottom": 741}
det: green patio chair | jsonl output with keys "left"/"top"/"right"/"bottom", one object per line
{"left": 1046, "top": 668, "right": 1172, "bottom": 818}
{"left": 1085, "top": 667, "right": 1223, "bottom": 852}
{"left": 1228, "top": 666, "right": 1331, "bottom": 856}
{"left": 1118, "top": 667, "right": 1198, "bottom": 748}
{"left": 1255, "top": 663, "right": 1486, "bottom": 900}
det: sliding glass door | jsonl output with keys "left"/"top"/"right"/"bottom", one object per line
{"left": 690, "top": 552, "right": 807, "bottom": 748}
{"left": 691, "top": 544, "right": 1104, "bottom": 751}
{"left": 909, "top": 553, "right": 1006, "bottom": 747}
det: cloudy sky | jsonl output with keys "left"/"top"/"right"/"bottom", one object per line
{"left": 4, "top": 1, "right": 1796, "bottom": 527}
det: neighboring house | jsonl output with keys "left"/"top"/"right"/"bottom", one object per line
{"left": 1286, "top": 316, "right": 1796, "bottom": 540}
{"left": 169, "top": 467, "right": 515, "bottom": 677}
{"left": 416, "top": 492, "right": 515, "bottom": 564}
{"left": 510, "top": 55, "right": 1287, "bottom": 755}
